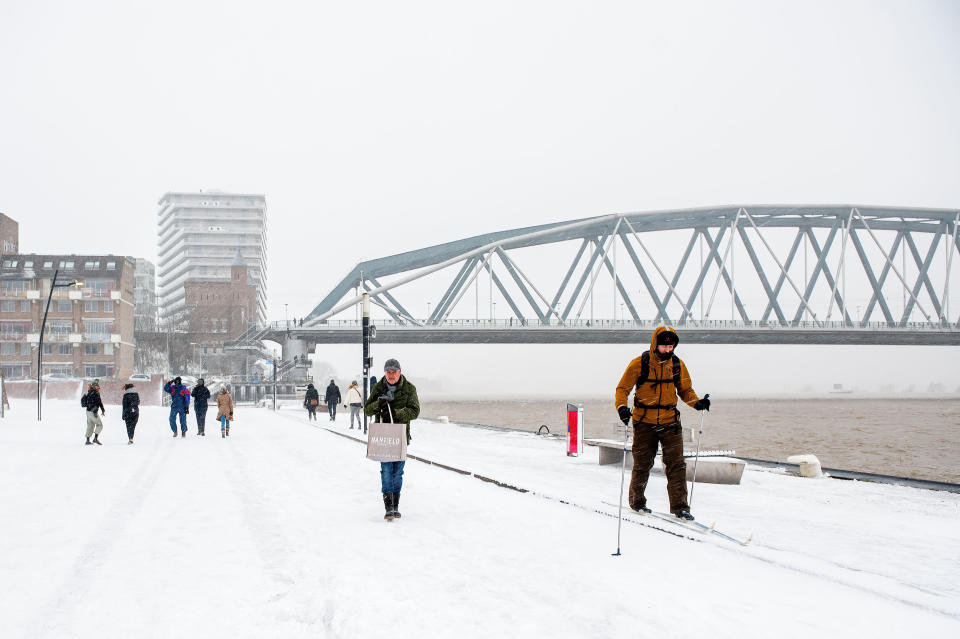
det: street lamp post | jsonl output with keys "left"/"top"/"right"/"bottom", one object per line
{"left": 38, "top": 269, "right": 81, "bottom": 421}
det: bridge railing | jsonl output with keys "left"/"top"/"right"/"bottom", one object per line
{"left": 272, "top": 318, "right": 957, "bottom": 331}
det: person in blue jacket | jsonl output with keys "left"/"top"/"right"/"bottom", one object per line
{"left": 163, "top": 376, "right": 191, "bottom": 438}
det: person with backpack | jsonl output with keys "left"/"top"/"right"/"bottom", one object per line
{"left": 303, "top": 383, "right": 319, "bottom": 420}
{"left": 615, "top": 326, "right": 710, "bottom": 521}
{"left": 163, "top": 376, "right": 191, "bottom": 438}
{"left": 82, "top": 379, "right": 106, "bottom": 445}
{"left": 325, "top": 379, "right": 341, "bottom": 421}
{"left": 192, "top": 378, "right": 211, "bottom": 436}
{"left": 122, "top": 383, "right": 140, "bottom": 444}
{"left": 345, "top": 381, "right": 363, "bottom": 429}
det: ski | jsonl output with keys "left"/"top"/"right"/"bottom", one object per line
{"left": 602, "top": 501, "right": 751, "bottom": 546}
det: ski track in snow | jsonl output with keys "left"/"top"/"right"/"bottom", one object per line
{"left": 3, "top": 399, "right": 959, "bottom": 639}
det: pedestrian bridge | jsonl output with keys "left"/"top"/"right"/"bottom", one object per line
{"left": 273, "top": 205, "right": 960, "bottom": 346}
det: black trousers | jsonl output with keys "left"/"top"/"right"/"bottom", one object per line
{"left": 124, "top": 416, "right": 139, "bottom": 439}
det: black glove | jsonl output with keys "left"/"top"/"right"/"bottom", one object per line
{"left": 694, "top": 395, "right": 711, "bottom": 411}
{"left": 617, "top": 406, "right": 632, "bottom": 425}
{"left": 185, "top": 407, "right": 189, "bottom": 415}
{"left": 378, "top": 397, "right": 390, "bottom": 410}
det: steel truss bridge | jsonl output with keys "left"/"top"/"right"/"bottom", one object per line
{"left": 285, "top": 205, "right": 960, "bottom": 345}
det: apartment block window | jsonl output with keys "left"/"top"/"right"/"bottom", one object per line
{"left": 102, "top": 300, "right": 114, "bottom": 312}
{"left": 106, "top": 262, "right": 116, "bottom": 270}
{"left": 58, "top": 344, "right": 72, "bottom": 355}
{"left": 57, "top": 300, "right": 72, "bottom": 313}
{"left": 42, "top": 344, "right": 54, "bottom": 355}
{"left": 21, "top": 300, "right": 30, "bottom": 312}
{"left": 46, "top": 320, "right": 71, "bottom": 336}
{"left": 83, "top": 278, "right": 116, "bottom": 299}
{"left": 1, "top": 363, "right": 30, "bottom": 378}
{"left": 103, "top": 343, "right": 114, "bottom": 356}
{"left": 0, "top": 343, "right": 16, "bottom": 355}
{"left": 84, "top": 344, "right": 99, "bottom": 355}
{"left": 24, "top": 261, "right": 33, "bottom": 269}
{"left": 0, "top": 280, "right": 25, "bottom": 292}
{"left": 85, "top": 364, "right": 108, "bottom": 378}
{"left": 84, "top": 301, "right": 98, "bottom": 312}
{"left": 59, "top": 261, "right": 75, "bottom": 269}
{"left": 0, "top": 321, "right": 32, "bottom": 339}
{"left": 84, "top": 261, "right": 100, "bottom": 270}
{"left": 21, "top": 342, "right": 31, "bottom": 355}
{"left": 83, "top": 320, "right": 112, "bottom": 339}
{"left": 2, "top": 259, "right": 17, "bottom": 268}
{"left": 43, "top": 261, "right": 53, "bottom": 268}
{"left": 0, "top": 301, "right": 16, "bottom": 313}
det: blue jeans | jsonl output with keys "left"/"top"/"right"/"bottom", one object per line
{"left": 380, "top": 461, "right": 405, "bottom": 493}
{"left": 220, "top": 415, "right": 230, "bottom": 430}
{"left": 169, "top": 407, "right": 187, "bottom": 433}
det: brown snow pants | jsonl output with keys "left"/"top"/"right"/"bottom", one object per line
{"left": 629, "top": 421, "right": 689, "bottom": 514}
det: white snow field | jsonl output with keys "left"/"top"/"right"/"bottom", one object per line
{"left": 2, "top": 399, "right": 958, "bottom": 639}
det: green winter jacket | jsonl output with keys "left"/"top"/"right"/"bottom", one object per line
{"left": 364, "top": 375, "right": 420, "bottom": 444}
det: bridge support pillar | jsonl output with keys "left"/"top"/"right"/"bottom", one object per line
{"left": 281, "top": 335, "right": 309, "bottom": 362}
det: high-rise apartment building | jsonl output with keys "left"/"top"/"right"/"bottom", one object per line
{"left": 133, "top": 258, "right": 158, "bottom": 331}
{"left": 156, "top": 191, "right": 267, "bottom": 327}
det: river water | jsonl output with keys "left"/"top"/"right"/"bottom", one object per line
{"left": 421, "top": 397, "right": 960, "bottom": 483}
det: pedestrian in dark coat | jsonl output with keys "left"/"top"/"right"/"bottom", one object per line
{"left": 364, "top": 359, "right": 420, "bottom": 520}
{"left": 121, "top": 383, "right": 140, "bottom": 444}
{"left": 303, "top": 383, "right": 319, "bottom": 421}
{"left": 192, "top": 378, "right": 211, "bottom": 436}
{"left": 325, "top": 380, "right": 341, "bottom": 421}
{"left": 83, "top": 379, "right": 106, "bottom": 445}
{"left": 163, "top": 376, "right": 191, "bottom": 438}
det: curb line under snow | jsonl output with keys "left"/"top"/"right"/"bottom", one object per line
{"left": 312, "top": 421, "right": 700, "bottom": 542}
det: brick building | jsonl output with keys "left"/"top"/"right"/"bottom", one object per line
{"left": 0, "top": 255, "right": 136, "bottom": 379}
{"left": 0, "top": 213, "right": 18, "bottom": 254}
{"left": 182, "top": 252, "right": 258, "bottom": 374}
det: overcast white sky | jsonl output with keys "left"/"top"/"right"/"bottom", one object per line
{"left": 2, "top": 1, "right": 959, "bottom": 394}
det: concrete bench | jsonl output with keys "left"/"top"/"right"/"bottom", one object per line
{"left": 584, "top": 438, "right": 744, "bottom": 485}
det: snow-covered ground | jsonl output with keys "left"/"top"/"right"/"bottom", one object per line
{"left": 2, "top": 399, "right": 958, "bottom": 638}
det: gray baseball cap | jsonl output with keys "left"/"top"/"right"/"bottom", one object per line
{"left": 383, "top": 358, "right": 401, "bottom": 372}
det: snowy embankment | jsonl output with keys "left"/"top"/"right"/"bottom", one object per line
{"left": 1, "top": 399, "right": 957, "bottom": 639}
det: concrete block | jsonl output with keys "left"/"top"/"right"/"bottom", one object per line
{"left": 685, "top": 457, "right": 745, "bottom": 484}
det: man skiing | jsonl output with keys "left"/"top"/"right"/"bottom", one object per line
{"left": 364, "top": 359, "right": 420, "bottom": 520}
{"left": 163, "top": 376, "right": 191, "bottom": 438}
{"left": 615, "top": 326, "right": 710, "bottom": 521}
{"left": 192, "top": 378, "right": 211, "bottom": 436}
{"left": 82, "top": 379, "right": 106, "bottom": 445}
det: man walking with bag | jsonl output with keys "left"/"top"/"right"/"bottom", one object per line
{"left": 364, "top": 359, "right": 420, "bottom": 520}
{"left": 615, "top": 326, "right": 710, "bottom": 521}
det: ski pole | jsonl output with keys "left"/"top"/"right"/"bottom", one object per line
{"left": 688, "top": 394, "right": 709, "bottom": 508}
{"left": 612, "top": 418, "right": 630, "bottom": 557}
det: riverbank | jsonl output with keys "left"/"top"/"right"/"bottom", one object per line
{"left": 422, "top": 397, "right": 960, "bottom": 483}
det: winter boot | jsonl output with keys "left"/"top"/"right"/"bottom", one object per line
{"left": 383, "top": 493, "right": 394, "bottom": 520}
{"left": 392, "top": 492, "right": 401, "bottom": 519}
{"left": 93, "top": 434, "right": 102, "bottom": 445}
{"left": 226, "top": 426, "right": 230, "bottom": 437}
{"left": 221, "top": 430, "right": 225, "bottom": 438}
{"left": 85, "top": 437, "right": 92, "bottom": 445}
{"left": 172, "top": 431, "right": 178, "bottom": 438}
{"left": 181, "top": 431, "right": 186, "bottom": 438}
{"left": 676, "top": 510, "right": 695, "bottom": 521}
{"left": 128, "top": 439, "right": 134, "bottom": 445}
{"left": 632, "top": 504, "right": 651, "bottom": 514}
